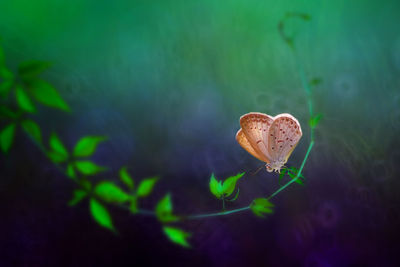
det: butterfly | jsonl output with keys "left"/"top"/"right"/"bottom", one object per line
{"left": 236, "top": 112, "right": 302, "bottom": 173}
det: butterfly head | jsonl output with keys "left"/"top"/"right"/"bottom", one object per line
{"left": 266, "top": 159, "right": 286, "bottom": 173}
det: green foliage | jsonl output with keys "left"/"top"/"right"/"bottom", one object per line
{"left": 221, "top": 172, "right": 244, "bottom": 197}
{"left": 163, "top": 226, "right": 191, "bottom": 248}
{"left": 73, "top": 136, "right": 107, "bottom": 157}
{"left": 89, "top": 198, "right": 115, "bottom": 232}
{"left": 67, "top": 163, "right": 76, "bottom": 178}
{"left": 119, "top": 167, "right": 134, "bottom": 190}
{"left": 18, "top": 60, "right": 51, "bottom": 80}
{"left": 209, "top": 172, "right": 244, "bottom": 199}
{"left": 309, "top": 114, "right": 323, "bottom": 128}
{"left": 75, "top": 160, "right": 106, "bottom": 176}
{"left": 227, "top": 188, "right": 240, "bottom": 202}
{"left": 209, "top": 173, "right": 223, "bottom": 198}
{"left": 21, "top": 119, "right": 42, "bottom": 143}
{"left": 250, "top": 198, "right": 274, "bottom": 218}
{"left": 16, "top": 85, "right": 35, "bottom": 113}
{"left": 94, "top": 181, "right": 130, "bottom": 203}
{"left": 0, "top": 123, "right": 16, "bottom": 153}
{"left": 0, "top": 106, "right": 18, "bottom": 119}
{"left": 279, "top": 167, "right": 305, "bottom": 185}
{"left": 136, "top": 177, "right": 158, "bottom": 197}
{"left": 68, "top": 189, "right": 87, "bottom": 206}
{"left": 28, "top": 79, "right": 69, "bottom": 111}
{"left": 0, "top": 78, "right": 13, "bottom": 97}
{"left": 310, "top": 78, "right": 322, "bottom": 87}
{"left": 129, "top": 196, "right": 138, "bottom": 214}
{"left": 156, "top": 194, "right": 179, "bottom": 223}
{"left": 49, "top": 133, "right": 69, "bottom": 162}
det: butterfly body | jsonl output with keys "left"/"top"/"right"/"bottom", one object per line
{"left": 236, "top": 112, "right": 302, "bottom": 173}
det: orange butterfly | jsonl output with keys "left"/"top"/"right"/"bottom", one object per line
{"left": 236, "top": 112, "right": 302, "bottom": 173}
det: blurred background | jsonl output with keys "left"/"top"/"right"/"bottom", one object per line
{"left": 1, "top": 0, "right": 400, "bottom": 266}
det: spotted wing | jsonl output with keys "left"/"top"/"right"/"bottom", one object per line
{"left": 238, "top": 112, "right": 274, "bottom": 163}
{"left": 267, "top": 113, "right": 302, "bottom": 163}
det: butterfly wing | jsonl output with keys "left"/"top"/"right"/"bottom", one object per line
{"left": 236, "top": 128, "right": 266, "bottom": 162}
{"left": 238, "top": 112, "right": 274, "bottom": 163}
{"left": 267, "top": 113, "right": 302, "bottom": 163}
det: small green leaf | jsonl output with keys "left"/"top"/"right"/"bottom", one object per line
{"left": 227, "top": 188, "right": 240, "bottom": 202}
{"left": 209, "top": 173, "right": 222, "bottom": 198}
{"left": 73, "top": 136, "right": 107, "bottom": 157}
{"left": 0, "top": 123, "right": 16, "bottom": 153}
{"left": 0, "top": 106, "right": 18, "bottom": 119}
{"left": 0, "top": 79, "right": 13, "bottom": 97}
{"left": 129, "top": 196, "right": 138, "bottom": 214}
{"left": 67, "top": 163, "right": 76, "bottom": 178}
{"left": 310, "top": 78, "right": 322, "bottom": 86}
{"left": 21, "top": 119, "right": 41, "bottom": 143}
{"left": 68, "top": 189, "right": 87, "bottom": 206}
{"left": 222, "top": 172, "right": 244, "bottom": 197}
{"left": 47, "top": 150, "right": 68, "bottom": 163}
{"left": 136, "top": 176, "right": 158, "bottom": 197}
{"left": 250, "top": 198, "right": 274, "bottom": 218}
{"left": 156, "top": 194, "right": 179, "bottom": 223}
{"left": 309, "top": 114, "right": 323, "bottom": 128}
{"left": 16, "top": 85, "right": 35, "bottom": 113}
{"left": 119, "top": 167, "right": 134, "bottom": 190}
{"left": 18, "top": 60, "right": 51, "bottom": 80}
{"left": 75, "top": 160, "right": 106, "bottom": 176}
{"left": 89, "top": 198, "right": 115, "bottom": 232}
{"left": 49, "top": 133, "right": 68, "bottom": 160}
{"left": 163, "top": 226, "right": 191, "bottom": 248}
{"left": 28, "top": 79, "right": 69, "bottom": 111}
{"left": 94, "top": 181, "right": 130, "bottom": 203}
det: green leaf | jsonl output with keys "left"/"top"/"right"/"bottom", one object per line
{"left": 0, "top": 106, "right": 18, "bottom": 119}
{"left": 309, "top": 114, "right": 323, "bottom": 128}
{"left": 47, "top": 150, "right": 68, "bottom": 163}
{"left": 310, "top": 78, "right": 322, "bottom": 87}
{"left": 16, "top": 85, "right": 35, "bottom": 113}
{"left": 119, "top": 167, "right": 134, "bottom": 190}
{"left": 287, "top": 167, "right": 305, "bottom": 185}
{"left": 89, "top": 198, "right": 115, "bottom": 232}
{"left": 136, "top": 176, "right": 158, "bottom": 197}
{"left": 28, "top": 79, "right": 69, "bottom": 111}
{"left": 18, "top": 60, "right": 51, "bottom": 80}
{"left": 163, "top": 226, "right": 191, "bottom": 248}
{"left": 94, "top": 181, "right": 130, "bottom": 203}
{"left": 68, "top": 189, "right": 87, "bottom": 206}
{"left": 73, "top": 136, "right": 107, "bottom": 157}
{"left": 0, "top": 123, "right": 16, "bottom": 153}
{"left": 129, "top": 196, "right": 138, "bottom": 214}
{"left": 0, "top": 66, "right": 13, "bottom": 80}
{"left": 209, "top": 173, "right": 222, "bottom": 198}
{"left": 67, "top": 163, "right": 76, "bottom": 178}
{"left": 0, "top": 79, "right": 13, "bottom": 97}
{"left": 222, "top": 172, "right": 244, "bottom": 197}
{"left": 49, "top": 132, "right": 68, "bottom": 159}
{"left": 21, "top": 119, "right": 41, "bottom": 143}
{"left": 250, "top": 198, "right": 274, "bottom": 218}
{"left": 75, "top": 160, "right": 107, "bottom": 176}
{"left": 227, "top": 188, "right": 240, "bottom": 202}
{"left": 155, "top": 194, "right": 179, "bottom": 223}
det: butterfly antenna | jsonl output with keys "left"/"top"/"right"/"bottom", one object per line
{"left": 251, "top": 164, "right": 265, "bottom": 176}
